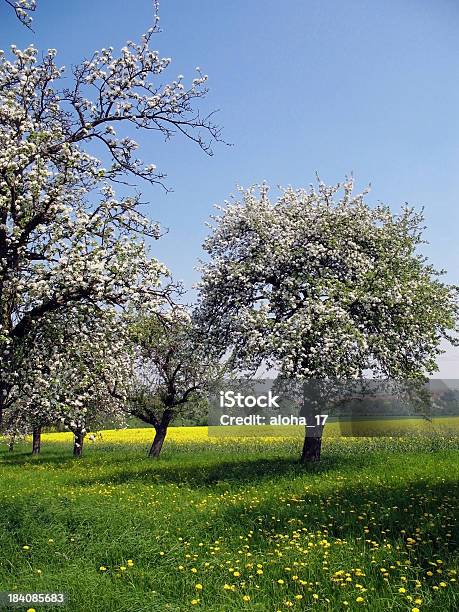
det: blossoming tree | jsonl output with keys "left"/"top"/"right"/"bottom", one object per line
{"left": 129, "top": 306, "right": 222, "bottom": 458}
{"left": 196, "top": 179, "right": 459, "bottom": 461}
{"left": 4, "top": 307, "right": 133, "bottom": 456}
{"left": 0, "top": 28, "right": 220, "bottom": 433}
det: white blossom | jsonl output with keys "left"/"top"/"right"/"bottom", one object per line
{"left": 196, "top": 179, "right": 459, "bottom": 382}
{"left": 0, "top": 32, "right": 219, "bottom": 436}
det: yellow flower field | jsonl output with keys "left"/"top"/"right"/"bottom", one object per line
{"left": 37, "top": 416, "right": 459, "bottom": 446}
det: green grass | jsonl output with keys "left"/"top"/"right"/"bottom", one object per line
{"left": 0, "top": 431, "right": 458, "bottom": 611}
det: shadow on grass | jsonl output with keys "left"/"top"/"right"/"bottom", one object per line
{"left": 0, "top": 449, "right": 83, "bottom": 468}
{"left": 0, "top": 444, "right": 374, "bottom": 488}
{"left": 77, "top": 454, "right": 356, "bottom": 488}
{"left": 0, "top": 473, "right": 457, "bottom": 572}
{"left": 4, "top": 438, "right": 456, "bottom": 493}
{"left": 1, "top": 442, "right": 458, "bottom": 588}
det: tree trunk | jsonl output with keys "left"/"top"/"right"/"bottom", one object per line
{"left": 300, "top": 431, "right": 323, "bottom": 462}
{"left": 148, "top": 426, "right": 168, "bottom": 458}
{"left": 32, "top": 426, "right": 42, "bottom": 455}
{"left": 0, "top": 391, "right": 5, "bottom": 431}
{"left": 0, "top": 381, "right": 12, "bottom": 431}
{"left": 148, "top": 409, "right": 174, "bottom": 458}
{"left": 8, "top": 438, "right": 15, "bottom": 452}
{"left": 300, "top": 381, "right": 325, "bottom": 463}
{"left": 73, "top": 428, "right": 84, "bottom": 458}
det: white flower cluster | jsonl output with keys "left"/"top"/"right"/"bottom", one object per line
{"left": 0, "top": 34, "right": 218, "bottom": 435}
{"left": 196, "top": 180, "right": 459, "bottom": 381}
{"left": 3, "top": 308, "right": 132, "bottom": 437}
{"left": 3, "top": 0, "right": 36, "bottom": 29}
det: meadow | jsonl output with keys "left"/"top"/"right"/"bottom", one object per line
{"left": 0, "top": 427, "right": 458, "bottom": 611}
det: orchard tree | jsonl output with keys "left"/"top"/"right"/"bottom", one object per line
{"left": 0, "top": 31, "right": 220, "bottom": 427}
{"left": 129, "top": 306, "right": 222, "bottom": 458}
{"left": 196, "top": 179, "right": 459, "bottom": 461}
{"left": 3, "top": 306, "right": 133, "bottom": 456}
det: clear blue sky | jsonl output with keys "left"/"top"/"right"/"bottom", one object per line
{"left": 1, "top": 0, "right": 458, "bottom": 372}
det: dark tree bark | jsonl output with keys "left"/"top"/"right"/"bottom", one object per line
{"left": 0, "top": 378, "right": 14, "bottom": 432}
{"left": 300, "top": 429, "right": 323, "bottom": 463}
{"left": 148, "top": 427, "right": 167, "bottom": 458}
{"left": 8, "top": 438, "right": 15, "bottom": 452}
{"left": 32, "top": 426, "right": 42, "bottom": 455}
{"left": 300, "top": 381, "right": 325, "bottom": 462}
{"left": 73, "top": 428, "right": 84, "bottom": 458}
{"left": 0, "top": 390, "right": 5, "bottom": 430}
{"left": 148, "top": 408, "right": 174, "bottom": 458}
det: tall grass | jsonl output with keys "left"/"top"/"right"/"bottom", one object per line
{"left": 0, "top": 430, "right": 458, "bottom": 611}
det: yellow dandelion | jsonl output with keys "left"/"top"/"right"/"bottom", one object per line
{"left": 191, "top": 599, "right": 199, "bottom": 605}
{"left": 277, "top": 579, "right": 285, "bottom": 585}
{"left": 195, "top": 584, "right": 203, "bottom": 590}
{"left": 242, "top": 595, "right": 250, "bottom": 602}
{"left": 99, "top": 566, "right": 107, "bottom": 572}
{"left": 356, "top": 596, "right": 364, "bottom": 603}
{"left": 399, "top": 587, "right": 406, "bottom": 593}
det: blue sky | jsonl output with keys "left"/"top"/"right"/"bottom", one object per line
{"left": 1, "top": 0, "right": 458, "bottom": 373}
